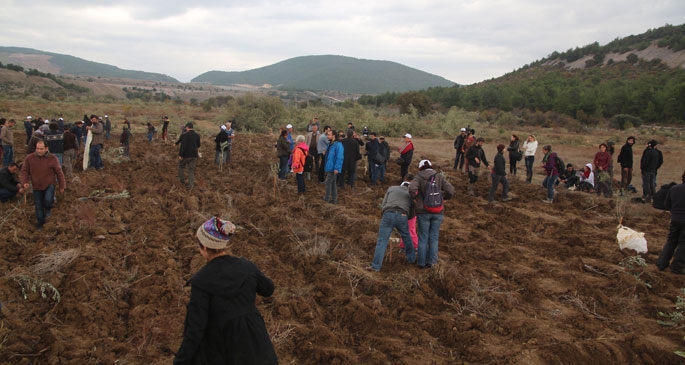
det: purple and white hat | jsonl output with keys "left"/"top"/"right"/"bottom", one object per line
{"left": 196, "top": 217, "right": 236, "bottom": 249}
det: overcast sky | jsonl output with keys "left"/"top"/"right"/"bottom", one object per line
{"left": 1, "top": 0, "right": 683, "bottom": 85}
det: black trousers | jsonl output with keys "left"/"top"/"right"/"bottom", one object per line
{"left": 657, "top": 220, "right": 685, "bottom": 273}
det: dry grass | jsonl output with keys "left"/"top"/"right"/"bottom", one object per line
{"left": 29, "top": 248, "right": 81, "bottom": 275}
{"left": 561, "top": 293, "right": 612, "bottom": 321}
{"left": 449, "top": 277, "right": 517, "bottom": 319}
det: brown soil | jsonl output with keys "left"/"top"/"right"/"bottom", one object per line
{"left": 1, "top": 132, "right": 684, "bottom": 364}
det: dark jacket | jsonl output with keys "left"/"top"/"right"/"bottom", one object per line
{"left": 466, "top": 145, "right": 488, "bottom": 168}
{"left": 666, "top": 183, "right": 685, "bottom": 222}
{"left": 408, "top": 169, "right": 455, "bottom": 214}
{"left": 214, "top": 130, "right": 229, "bottom": 152}
{"left": 174, "top": 255, "right": 277, "bottom": 365}
{"left": 453, "top": 134, "right": 465, "bottom": 151}
{"left": 44, "top": 130, "right": 64, "bottom": 154}
{"left": 365, "top": 138, "right": 380, "bottom": 164}
{"left": 63, "top": 130, "right": 78, "bottom": 152}
{"left": 276, "top": 135, "right": 291, "bottom": 157}
{"left": 640, "top": 147, "right": 662, "bottom": 173}
{"left": 178, "top": 130, "right": 201, "bottom": 158}
{"left": 342, "top": 137, "right": 361, "bottom": 171}
{"left": 0, "top": 167, "right": 20, "bottom": 194}
{"left": 617, "top": 143, "right": 633, "bottom": 168}
{"left": 543, "top": 152, "right": 559, "bottom": 176}
{"left": 493, "top": 152, "right": 506, "bottom": 176}
{"left": 507, "top": 140, "right": 520, "bottom": 159}
{"left": 378, "top": 141, "right": 390, "bottom": 164}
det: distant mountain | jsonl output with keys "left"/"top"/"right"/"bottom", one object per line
{"left": 0, "top": 46, "right": 178, "bottom": 82}
{"left": 191, "top": 55, "right": 455, "bottom": 94}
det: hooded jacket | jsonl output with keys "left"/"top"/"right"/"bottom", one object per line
{"left": 174, "top": 255, "right": 277, "bottom": 365}
{"left": 580, "top": 163, "right": 595, "bottom": 187}
{"left": 292, "top": 142, "right": 309, "bottom": 173}
{"left": 408, "top": 169, "right": 455, "bottom": 214}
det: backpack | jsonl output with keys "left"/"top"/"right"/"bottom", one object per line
{"left": 423, "top": 173, "right": 444, "bottom": 213}
{"left": 304, "top": 154, "right": 314, "bottom": 173}
{"left": 554, "top": 154, "right": 565, "bottom": 174}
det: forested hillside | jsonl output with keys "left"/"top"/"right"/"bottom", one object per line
{"left": 360, "top": 24, "right": 685, "bottom": 126}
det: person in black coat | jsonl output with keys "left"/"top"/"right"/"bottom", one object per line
{"left": 640, "top": 139, "right": 663, "bottom": 202}
{"left": 0, "top": 163, "right": 25, "bottom": 202}
{"left": 175, "top": 217, "right": 278, "bottom": 365}
{"left": 338, "top": 130, "right": 362, "bottom": 188}
{"left": 617, "top": 136, "right": 635, "bottom": 193}
{"left": 656, "top": 171, "right": 685, "bottom": 274}
{"left": 488, "top": 144, "right": 511, "bottom": 202}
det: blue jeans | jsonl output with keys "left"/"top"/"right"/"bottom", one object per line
{"left": 2, "top": 145, "right": 13, "bottom": 168}
{"left": 525, "top": 156, "right": 535, "bottom": 182}
{"left": 324, "top": 172, "right": 338, "bottom": 203}
{"left": 542, "top": 174, "right": 558, "bottom": 200}
{"left": 278, "top": 156, "right": 289, "bottom": 179}
{"left": 368, "top": 159, "right": 378, "bottom": 185}
{"left": 0, "top": 188, "right": 18, "bottom": 202}
{"left": 33, "top": 185, "right": 55, "bottom": 227}
{"left": 417, "top": 213, "right": 444, "bottom": 267}
{"left": 53, "top": 152, "right": 63, "bottom": 165}
{"left": 371, "top": 211, "right": 416, "bottom": 270}
{"left": 295, "top": 172, "right": 305, "bottom": 193}
{"left": 89, "top": 144, "right": 103, "bottom": 169}
{"left": 378, "top": 163, "right": 386, "bottom": 182}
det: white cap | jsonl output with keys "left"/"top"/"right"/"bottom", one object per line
{"left": 460, "top": 128, "right": 466, "bottom": 132}
{"left": 418, "top": 159, "right": 432, "bottom": 168}
{"left": 58, "top": 117, "right": 63, "bottom": 121}
{"left": 220, "top": 125, "right": 227, "bottom": 130}
{"left": 286, "top": 124, "right": 293, "bottom": 129}
{"left": 404, "top": 133, "right": 412, "bottom": 139}
{"left": 44, "top": 119, "right": 50, "bottom": 124}
{"left": 104, "top": 115, "right": 108, "bottom": 118}
{"left": 26, "top": 116, "right": 32, "bottom": 120}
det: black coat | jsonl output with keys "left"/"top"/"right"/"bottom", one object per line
{"left": 640, "top": 148, "right": 662, "bottom": 173}
{"left": 0, "top": 167, "right": 19, "bottom": 193}
{"left": 174, "top": 255, "right": 277, "bottom": 365}
{"left": 178, "top": 130, "right": 201, "bottom": 158}
{"left": 342, "top": 137, "right": 361, "bottom": 171}
{"left": 618, "top": 143, "right": 633, "bottom": 168}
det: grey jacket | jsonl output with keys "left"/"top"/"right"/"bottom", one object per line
{"left": 381, "top": 185, "right": 412, "bottom": 215}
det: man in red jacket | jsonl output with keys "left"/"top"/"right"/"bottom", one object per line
{"left": 20, "top": 140, "right": 66, "bottom": 229}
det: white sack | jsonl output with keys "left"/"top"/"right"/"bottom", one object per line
{"left": 616, "top": 225, "right": 648, "bottom": 253}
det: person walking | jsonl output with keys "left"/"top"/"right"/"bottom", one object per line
{"left": 214, "top": 124, "right": 230, "bottom": 168}
{"left": 20, "top": 140, "right": 66, "bottom": 229}
{"left": 178, "top": 122, "right": 201, "bottom": 189}
{"left": 161, "top": 115, "right": 170, "bottom": 141}
{"left": 466, "top": 137, "right": 489, "bottom": 196}
{"left": 44, "top": 122, "right": 64, "bottom": 165}
{"left": 488, "top": 144, "right": 511, "bottom": 202}
{"left": 104, "top": 115, "right": 111, "bottom": 140}
{"left": 174, "top": 216, "right": 278, "bottom": 364}
{"left": 522, "top": 134, "right": 538, "bottom": 184}
{"left": 23, "top": 116, "right": 33, "bottom": 146}
{"left": 367, "top": 177, "right": 417, "bottom": 272}
{"left": 409, "top": 160, "right": 455, "bottom": 269}
{"left": 1, "top": 119, "right": 16, "bottom": 168}
{"left": 119, "top": 126, "right": 132, "bottom": 158}
{"left": 656, "top": 170, "right": 685, "bottom": 274}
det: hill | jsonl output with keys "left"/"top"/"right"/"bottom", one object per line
{"left": 192, "top": 55, "right": 456, "bottom": 94}
{"left": 0, "top": 46, "right": 178, "bottom": 82}
{"left": 0, "top": 123, "right": 684, "bottom": 363}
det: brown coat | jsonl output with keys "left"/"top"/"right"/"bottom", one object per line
{"left": 20, "top": 152, "right": 66, "bottom": 191}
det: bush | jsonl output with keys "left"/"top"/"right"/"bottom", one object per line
{"left": 610, "top": 114, "right": 642, "bottom": 130}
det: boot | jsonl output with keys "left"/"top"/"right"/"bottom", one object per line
{"left": 526, "top": 171, "right": 532, "bottom": 184}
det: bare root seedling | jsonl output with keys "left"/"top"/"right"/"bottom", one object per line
{"left": 561, "top": 293, "right": 612, "bottom": 321}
